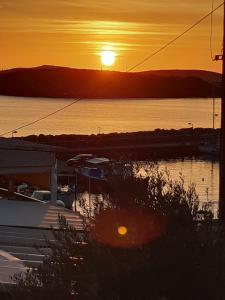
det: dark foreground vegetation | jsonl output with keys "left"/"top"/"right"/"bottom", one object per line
{"left": 0, "top": 66, "right": 221, "bottom": 98}
{"left": 4, "top": 164, "right": 225, "bottom": 300}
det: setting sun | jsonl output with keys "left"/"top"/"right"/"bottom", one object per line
{"left": 101, "top": 50, "right": 116, "bottom": 66}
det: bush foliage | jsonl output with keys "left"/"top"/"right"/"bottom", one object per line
{"left": 10, "top": 164, "right": 225, "bottom": 300}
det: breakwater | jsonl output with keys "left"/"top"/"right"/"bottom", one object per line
{"left": 21, "top": 128, "right": 219, "bottom": 160}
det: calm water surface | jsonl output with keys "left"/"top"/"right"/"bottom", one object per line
{"left": 158, "top": 157, "right": 219, "bottom": 204}
{"left": 0, "top": 96, "right": 220, "bottom": 209}
{"left": 81, "top": 157, "right": 219, "bottom": 215}
{"left": 0, "top": 96, "right": 221, "bottom": 136}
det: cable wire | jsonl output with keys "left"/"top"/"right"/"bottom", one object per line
{"left": 0, "top": 98, "right": 81, "bottom": 137}
{"left": 128, "top": 1, "right": 224, "bottom": 71}
{"left": 0, "top": 1, "right": 224, "bottom": 137}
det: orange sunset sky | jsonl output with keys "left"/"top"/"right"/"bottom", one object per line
{"left": 0, "top": 0, "right": 224, "bottom": 73}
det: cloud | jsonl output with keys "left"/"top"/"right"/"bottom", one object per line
{"left": 0, "top": 0, "right": 223, "bottom": 70}
{"left": 1, "top": 0, "right": 222, "bottom": 24}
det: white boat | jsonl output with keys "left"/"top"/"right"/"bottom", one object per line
{"left": 67, "top": 154, "right": 113, "bottom": 181}
{"left": 76, "top": 166, "right": 107, "bottom": 181}
{"left": 66, "top": 154, "right": 94, "bottom": 166}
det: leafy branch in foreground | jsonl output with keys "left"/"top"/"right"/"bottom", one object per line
{"left": 11, "top": 164, "right": 225, "bottom": 300}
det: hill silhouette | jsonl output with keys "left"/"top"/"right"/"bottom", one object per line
{"left": 0, "top": 66, "right": 221, "bottom": 99}
{"left": 139, "top": 69, "right": 221, "bottom": 84}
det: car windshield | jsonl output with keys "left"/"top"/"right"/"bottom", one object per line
{"left": 43, "top": 194, "right": 51, "bottom": 201}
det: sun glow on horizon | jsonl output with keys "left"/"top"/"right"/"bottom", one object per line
{"left": 100, "top": 50, "right": 116, "bottom": 66}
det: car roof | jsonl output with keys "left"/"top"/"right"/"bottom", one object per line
{"left": 33, "top": 190, "right": 51, "bottom": 194}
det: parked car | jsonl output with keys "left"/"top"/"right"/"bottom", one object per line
{"left": 31, "top": 190, "right": 74, "bottom": 209}
{"left": 31, "top": 190, "right": 51, "bottom": 202}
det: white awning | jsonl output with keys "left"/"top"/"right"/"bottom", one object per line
{"left": 0, "top": 250, "right": 27, "bottom": 284}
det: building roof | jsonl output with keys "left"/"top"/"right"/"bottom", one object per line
{"left": 0, "top": 137, "right": 60, "bottom": 152}
{"left": 0, "top": 199, "right": 83, "bottom": 229}
{"left": 0, "top": 198, "right": 84, "bottom": 285}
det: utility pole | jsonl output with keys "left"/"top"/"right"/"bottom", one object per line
{"left": 219, "top": 2, "right": 225, "bottom": 223}
{"left": 212, "top": 85, "right": 215, "bottom": 129}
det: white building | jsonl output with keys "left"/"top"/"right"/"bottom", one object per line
{"left": 0, "top": 137, "right": 58, "bottom": 201}
{"left": 0, "top": 138, "right": 83, "bottom": 285}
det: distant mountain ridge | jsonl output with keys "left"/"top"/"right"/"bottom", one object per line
{"left": 0, "top": 65, "right": 221, "bottom": 99}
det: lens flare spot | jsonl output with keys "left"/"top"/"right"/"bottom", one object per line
{"left": 92, "top": 208, "right": 166, "bottom": 248}
{"left": 118, "top": 226, "right": 128, "bottom": 236}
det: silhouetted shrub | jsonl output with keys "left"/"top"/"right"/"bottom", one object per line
{"left": 11, "top": 164, "right": 225, "bottom": 300}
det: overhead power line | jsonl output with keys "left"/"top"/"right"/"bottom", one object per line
{"left": 128, "top": 1, "right": 224, "bottom": 71}
{"left": 0, "top": 99, "right": 81, "bottom": 137}
{"left": 0, "top": 2, "right": 224, "bottom": 137}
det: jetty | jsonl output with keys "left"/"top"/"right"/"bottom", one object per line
{"left": 22, "top": 128, "right": 220, "bottom": 160}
